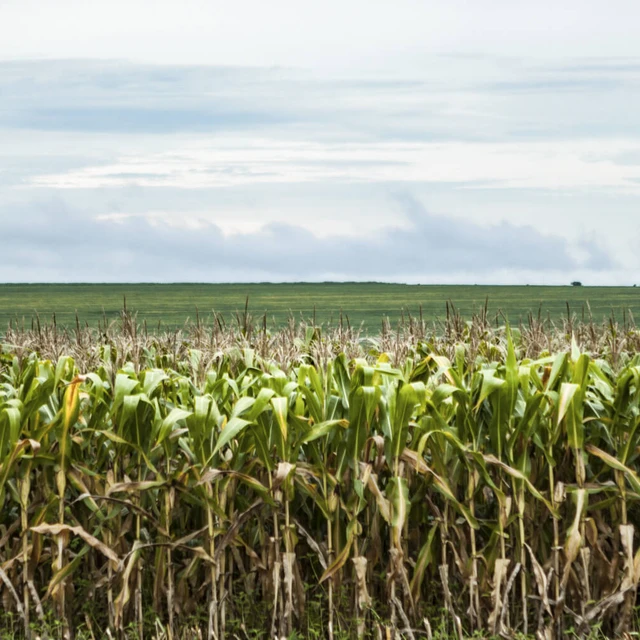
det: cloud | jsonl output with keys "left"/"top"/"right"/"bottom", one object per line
{"left": 483, "top": 77, "right": 623, "bottom": 94}
{"left": 0, "top": 61, "right": 304, "bottom": 134}
{"left": 2, "top": 0, "right": 640, "bottom": 70}
{"left": 4, "top": 58, "right": 640, "bottom": 143}
{"left": 0, "top": 196, "right": 614, "bottom": 283}
{"left": 7, "top": 107, "right": 294, "bottom": 134}
{"left": 26, "top": 137, "right": 640, "bottom": 192}
{"left": 0, "top": 57, "right": 638, "bottom": 285}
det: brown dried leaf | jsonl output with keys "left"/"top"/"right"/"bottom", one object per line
{"left": 439, "top": 564, "right": 463, "bottom": 640}
{"left": 488, "top": 558, "right": 510, "bottom": 635}
{"left": 365, "top": 471, "right": 391, "bottom": 523}
{"left": 525, "top": 544, "right": 551, "bottom": 615}
{"left": 107, "top": 480, "right": 166, "bottom": 495}
{"left": 283, "top": 552, "right": 296, "bottom": 624}
{"left": 352, "top": 556, "right": 372, "bottom": 610}
{"left": 294, "top": 519, "right": 327, "bottom": 571}
{"left": 30, "top": 523, "right": 120, "bottom": 568}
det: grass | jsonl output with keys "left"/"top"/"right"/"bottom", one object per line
{"left": 1, "top": 282, "right": 640, "bottom": 331}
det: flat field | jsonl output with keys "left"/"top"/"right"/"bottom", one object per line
{"left": 1, "top": 282, "right": 639, "bottom": 330}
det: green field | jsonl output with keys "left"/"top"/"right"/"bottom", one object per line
{"left": 1, "top": 282, "right": 640, "bottom": 330}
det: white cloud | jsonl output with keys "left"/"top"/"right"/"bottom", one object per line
{"left": 2, "top": 0, "right": 640, "bottom": 70}
{"left": 94, "top": 211, "right": 377, "bottom": 238}
{"left": 28, "top": 137, "right": 640, "bottom": 192}
{"left": 0, "top": 33, "right": 639, "bottom": 284}
{"left": 0, "top": 195, "right": 613, "bottom": 283}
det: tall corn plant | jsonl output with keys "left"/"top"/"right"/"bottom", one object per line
{"left": 3, "top": 339, "right": 640, "bottom": 639}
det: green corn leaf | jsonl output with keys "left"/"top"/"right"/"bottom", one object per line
{"left": 558, "top": 383, "right": 584, "bottom": 449}
{"left": 270, "top": 396, "right": 289, "bottom": 448}
{"left": 157, "top": 408, "right": 193, "bottom": 446}
{"left": 213, "top": 417, "right": 252, "bottom": 455}
{"left": 300, "top": 419, "right": 348, "bottom": 444}
{"left": 585, "top": 444, "right": 640, "bottom": 496}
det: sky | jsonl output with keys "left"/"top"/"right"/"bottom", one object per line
{"left": 1, "top": 0, "right": 640, "bottom": 284}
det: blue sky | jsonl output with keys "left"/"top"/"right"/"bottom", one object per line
{"left": 1, "top": 0, "right": 640, "bottom": 283}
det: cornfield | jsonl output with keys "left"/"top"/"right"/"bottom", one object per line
{"left": 5, "top": 301, "right": 640, "bottom": 371}
{"left": 2, "top": 312, "right": 640, "bottom": 638}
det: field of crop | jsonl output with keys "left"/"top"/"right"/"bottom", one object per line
{"left": 2, "top": 314, "right": 640, "bottom": 639}
{"left": 2, "top": 283, "right": 640, "bottom": 331}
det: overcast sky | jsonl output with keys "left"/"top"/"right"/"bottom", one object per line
{"left": 1, "top": 0, "right": 640, "bottom": 283}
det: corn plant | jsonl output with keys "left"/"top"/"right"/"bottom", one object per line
{"left": 1, "top": 332, "right": 640, "bottom": 638}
